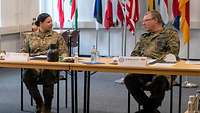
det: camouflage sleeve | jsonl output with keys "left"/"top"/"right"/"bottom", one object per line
{"left": 131, "top": 36, "right": 145, "bottom": 56}
{"left": 166, "top": 29, "right": 180, "bottom": 57}
{"left": 20, "top": 34, "right": 30, "bottom": 53}
{"left": 58, "top": 34, "right": 69, "bottom": 57}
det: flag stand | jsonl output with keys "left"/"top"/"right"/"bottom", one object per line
{"left": 182, "top": 41, "right": 198, "bottom": 88}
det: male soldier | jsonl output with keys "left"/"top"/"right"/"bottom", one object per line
{"left": 124, "top": 10, "right": 180, "bottom": 113}
{"left": 21, "top": 13, "right": 68, "bottom": 113}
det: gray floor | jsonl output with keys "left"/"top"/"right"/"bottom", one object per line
{"left": 0, "top": 68, "right": 200, "bottom": 113}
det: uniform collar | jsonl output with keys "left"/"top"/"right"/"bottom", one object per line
{"left": 35, "top": 30, "right": 53, "bottom": 38}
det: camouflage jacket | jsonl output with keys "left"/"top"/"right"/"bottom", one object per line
{"left": 21, "top": 31, "right": 68, "bottom": 57}
{"left": 131, "top": 27, "right": 180, "bottom": 60}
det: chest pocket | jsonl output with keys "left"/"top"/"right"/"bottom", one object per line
{"left": 156, "top": 35, "right": 168, "bottom": 52}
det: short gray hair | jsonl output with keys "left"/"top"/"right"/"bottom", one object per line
{"left": 146, "top": 10, "right": 164, "bottom": 25}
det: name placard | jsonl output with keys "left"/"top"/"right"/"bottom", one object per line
{"left": 118, "top": 57, "right": 147, "bottom": 67}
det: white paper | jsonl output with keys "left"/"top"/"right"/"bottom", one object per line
{"left": 30, "top": 55, "right": 47, "bottom": 60}
{"left": 186, "top": 60, "right": 200, "bottom": 65}
{"left": 149, "top": 63, "right": 175, "bottom": 67}
{"left": 5, "top": 52, "right": 29, "bottom": 62}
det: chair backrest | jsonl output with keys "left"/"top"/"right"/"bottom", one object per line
{"left": 62, "top": 29, "right": 80, "bottom": 47}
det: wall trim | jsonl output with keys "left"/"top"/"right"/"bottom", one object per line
{"left": 0, "top": 25, "right": 31, "bottom": 35}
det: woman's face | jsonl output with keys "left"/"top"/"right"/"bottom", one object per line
{"left": 40, "top": 16, "right": 53, "bottom": 32}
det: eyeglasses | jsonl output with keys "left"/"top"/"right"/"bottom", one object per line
{"left": 143, "top": 18, "right": 154, "bottom": 22}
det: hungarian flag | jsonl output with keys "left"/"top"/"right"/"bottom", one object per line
{"left": 70, "top": 0, "right": 78, "bottom": 30}
{"left": 117, "top": 0, "right": 124, "bottom": 24}
{"left": 159, "top": 0, "right": 169, "bottom": 24}
{"left": 126, "top": 0, "right": 139, "bottom": 33}
{"left": 147, "top": 0, "right": 156, "bottom": 11}
{"left": 179, "top": 0, "right": 190, "bottom": 44}
{"left": 172, "top": 0, "right": 180, "bottom": 30}
{"left": 104, "top": 0, "right": 114, "bottom": 30}
{"left": 57, "top": 0, "right": 64, "bottom": 28}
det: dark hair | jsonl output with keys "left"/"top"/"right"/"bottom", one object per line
{"left": 35, "top": 13, "right": 50, "bottom": 26}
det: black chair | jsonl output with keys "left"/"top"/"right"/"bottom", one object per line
{"left": 127, "top": 76, "right": 182, "bottom": 113}
{"left": 21, "top": 69, "right": 68, "bottom": 113}
{"left": 62, "top": 29, "right": 80, "bottom": 57}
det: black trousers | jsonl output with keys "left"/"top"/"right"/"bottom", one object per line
{"left": 23, "top": 69, "right": 57, "bottom": 111}
{"left": 124, "top": 74, "right": 169, "bottom": 111}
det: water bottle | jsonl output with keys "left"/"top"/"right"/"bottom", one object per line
{"left": 74, "top": 51, "right": 78, "bottom": 63}
{"left": 91, "top": 45, "right": 97, "bottom": 63}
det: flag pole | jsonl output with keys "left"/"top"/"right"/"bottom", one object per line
{"left": 96, "top": 30, "right": 99, "bottom": 51}
{"left": 108, "top": 29, "right": 111, "bottom": 57}
{"left": 121, "top": 23, "right": 124, "bottom": 56}
{"left": 123, "top": 0, "right": 127, "bottom": 56}
{"left": 182, "top": 40, "right": 198, "bottom": 88}
{"left": 123, "top": 23, "right": 127, "bottom": 56}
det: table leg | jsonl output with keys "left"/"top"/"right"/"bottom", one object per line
{"left": 71, "top": 71, "right": 74, "bottom": 113}
{"left": 178, "top": 76, "right": 182, "bottom": 113}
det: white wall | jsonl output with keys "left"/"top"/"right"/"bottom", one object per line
{"left": 0, "top": 0, "right": 39, "bottom": 34}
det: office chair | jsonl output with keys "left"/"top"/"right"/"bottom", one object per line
{"left": 127, "top": 75, "right": 182, "bottom": 113}
{"left": 21, "top": 69, "right": 68, "bottom": 113}
{"left": 62, "top": 29, "right": 80, "bottom": 57}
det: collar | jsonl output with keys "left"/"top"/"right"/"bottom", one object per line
{"left": 35, "top": 31, "right": 53, "bottom": 38}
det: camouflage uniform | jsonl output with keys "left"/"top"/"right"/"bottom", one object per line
{"left": 131, "top": 27, "right": 179, "bottom": 59}
{"left": 124, "top": 27, "right": 180, "bottom": 113}
{"left": 21, "top": 31, "right": 68, "bottom": 113}
{"left": 21, "top": 31, "right": 68, "bottom": 57}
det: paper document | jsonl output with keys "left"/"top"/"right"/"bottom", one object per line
{"left": 147, "top": 59, "right": 156, "bottom": 64}
{"left": 149, "top": 63, "right": 175, "bottom": 67}
{"left": 30, "top": 55, "right": 47, "bottom": 60}
{"left": 186, "top": 60, "right": 200, "bottom": 65}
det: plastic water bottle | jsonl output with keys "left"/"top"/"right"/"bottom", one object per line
{"left": 74, "top": 51, "right": 78, "bottom": 63}
{"left": 91, "top": 45, "right": 97, "bottom": 63}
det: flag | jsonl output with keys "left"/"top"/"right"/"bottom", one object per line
{"left": 104, "top": 0, "right": 114, "bottom": 30}
{"left": 147, "top": 0, "right": 156, "bottom": 11}
{"left": 172, "top": 0, "right": 180, "bottom": 30}
{"left": 70, "top": 0, "right": 78, "bottom": 30}
{"left": 94, "top": 0, "right": 102, "bottom": 30}
{"left": 126, "top": 0, "right": 139, "bottom": 33}
{"left": 70, "top": 0, "right": 76, "bottom": 20}
{"left": 57, "top": 0, "right": 64, "bottom": 28}
{"left": 157, "top": 0, "right": 160, "bottom": 6}
{"left": 117, "top": 0, "right": 124, "bottom": 24}
{"left": 94, "top": 0, "right": 102, "bottom": 24}
{"left": 159, "top": 0, "right": 169, "bottom": 24}
{"left": 179, "top": 0, "right": 190, "bottom": 44}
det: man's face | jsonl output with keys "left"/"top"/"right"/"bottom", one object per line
{"left": 142, "top": 13, "right": 156, "bottom": 32}
{"left": 40, "top": 16, "right": 53, "bottom": 32}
